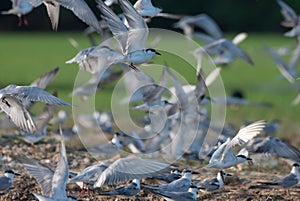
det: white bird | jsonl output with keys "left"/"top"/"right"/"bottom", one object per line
{"left": 1, "top": 0, "right": 33, "bottom": 26}
{"left": 68, "top": 163, "right": 108, "bottom": 190}
{"left": 204, "top": 120, "right": 266, "bottom": 169}
{"left": 0, "top": 170, "right": 21, "bottom": 193}
{"left": 94, "top": 157, "right": 169, "bottom": 187}
{"left": 152, "top": 185, "right": 198, "bottom": 201}
{"left": 18, "top": 132, "right": 76, "bottom": 200}
{"left": 86, "top": 132, "right": 123, "bottom": 160}
{"left": 99, "top": 179, "right": 140, "bottom": 196}
{"left": 20, "top": 103, "right": 57, "bottom": 144}
{"left": 196, "top": 170, "right": 230, "bottom": 192}
{"left": 97, "top": 0, "right": 161, "bottom": 71}
{"left": 239, "top": 136, "right": 300, "bottom": 163}
{"left": 277, "top": 0, "right": 300, "bottom": 37}
{"left": 0, "top": 84, "right": 71, "bottom": 133}
{"left": 152, "top": 169, "right": 182, "bottom": 183}
{"left": 174, "top": 14, "right": 222, "bottom": 39}
{"left": 142, "top": 169, "right": 192, "bottom": 192}
{"left": 133, "top": 0, "right": 182, "bottom": 20}
{"left": 258, "top": 163, "right": 299, "bottom": 188}
{"left": 26, "top": 0, "right": 102, "bottom": 33}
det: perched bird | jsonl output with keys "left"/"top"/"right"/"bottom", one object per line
{"left": 86, "top": 132, "right": 123, "bottom": 160}
{"left": 152, "top": 185, "right": 198, "bottom": 201}
{"left": 152, "top": 169, "right": 182, "bottom": 183}
{"left": 99, "top": 179, "right": 140, "bottom": 196}
{"left": 26, "top": 0, "right": 102, "bottom": 33}
{"left": 0, "top": 84, "right": 71, "bottom": 133}
{"left": 97, "top": 0, "right": 161, "bottom": 71}
{"left": 258, "top": 163, "right": 299, "bottom": 188}
{"left": 142, "top": 169, "right": 192, "bottom": 192}
{"left": 196, "top": 170, "right": 230, "bottom": 192}
{"left": 94, "top": 157, "right": 169, "bottom": 187}
{"left": 0, "top": 170, "right": 21, "bottom": 193}
{"left": 1, "top": 0, "right": 33, "bottom": 26}
{"left": 204, "top": 120, "right": 266, "bottom": 169}
{"left": 239, "top": 136, "right": 300, "bottom": 163}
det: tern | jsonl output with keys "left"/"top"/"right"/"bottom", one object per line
{"left": 1, "top": 0, "right": 33, "bottom": 26}
{"left": 142, "top": 169, "right": 192, "bottom": 192}
{"left": 18, "top": 131, "right": 76, "bottom": 200}
{"left": 99, "top": 179, "right": 140, "bottom": 196}
{"left": 203, "top": 120, "right": 266, "bottom": 169}
{"left": 69, "top": 163, "right": 108, "bottom": 190}
{"left": 94, "top": 157, "right": 169, "bottom": 187}
{"left": 133, "top": 0, "right": 182, "bottom": 20}
{"left": 152, "top": 169, "right": 182, "bottom": 183}
{"left": 0, "top": 84, "right": 70, "bottom": 133}
{"left": 277, "top": 0, "right": 300, "bottom": 37}
{"left": 152, "top": 185, "right": 198, "bottom": 201}
{"left": 196, "top": 170, "right": 230, "bottom": 192}
{"left": 239, "top": 136, "right": 300, "bottom": 163}
{"left": 258, "top": 163, "right": 299, "bottom": 188}
{"left": 97, "top": 0, "right": 161, "bottom": 71}
{"left": 26, "top": 0, "right": 102, "bottom": 33}
{"left": 0, "top": 170, "right": 21, "bottom": 193}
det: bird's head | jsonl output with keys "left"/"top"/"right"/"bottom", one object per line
{"left": 145, "top": 48, "right": 161, "bottom": 55}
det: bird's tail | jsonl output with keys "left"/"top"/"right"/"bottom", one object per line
{"left": 141, "top": 184, "right": 160, "bottom": 190}
{"left": 257, "top": 181, "right": 278, "bottom": 186}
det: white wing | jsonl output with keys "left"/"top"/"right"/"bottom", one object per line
{"left": 119, "top": 0, "right": 148, "bottom": 53}
{"left": 0, "top": 96, "right": 36, "bottom": 133}
{"left": 230, "top": 120, "right": 266, "bottom": 147}
{"left": 52, "top": 136, "right": 68, "bottom": 199}
{"left": 94, "top": 157, "right": 169, "bottom": 187}
{"left": 97, "top": 0, "right": 128, "bottom": 53}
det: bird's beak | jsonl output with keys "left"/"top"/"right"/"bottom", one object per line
{"left": 247, "top": 158, "right": 254, "bottom": 166}
{"left": 155, "top": 51, "right": 161, "bottom": 55}
{"left": 14, "top": 173, "right": 22, "bottom": 176}
{"left": 227, "top": 173, "right": 233, "bottom": 176}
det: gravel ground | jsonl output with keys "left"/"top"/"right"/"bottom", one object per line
{"left": 0, "top": 132, "right": 299, "bottom": 201}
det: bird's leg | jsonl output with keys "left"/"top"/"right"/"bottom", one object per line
{"left": 129, "top": 63, "right": 140, "bottom": 71}
{"left": 18, "top": 17, "right": 22, "bottom": 27}
{"left": 23, "top": 16, "right": 29, "bottom": 26}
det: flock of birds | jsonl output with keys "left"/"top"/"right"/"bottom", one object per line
{"left": 1, "top": 0, "right": 300, "bottom": 200}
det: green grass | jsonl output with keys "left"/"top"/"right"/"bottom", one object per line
{"left": 0, "top": 32, "right": 299, "bottom": 144}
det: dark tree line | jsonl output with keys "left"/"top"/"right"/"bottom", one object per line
{"left": 0, "top": 0, "right": 299, "bottom": 32}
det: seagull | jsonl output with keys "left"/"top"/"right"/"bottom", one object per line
{"left": 151, "top": 185, "right": 198, "bottom": 201}
{"left": 238, "top": 136, "right": 300, "bottom": 163}
{"left": 18, "top": 131, "right": 76, "bottom": 200}
{"left": 258, "top": 163, "right": 299, "bottom": 188}
{"left": 99, "top": 179, "right": 140, "bottom": 196}
{"left": 94, "top": 157, "right": 169, "bottom": 187}
{"left": 97, "top": 0, "right": 161, "bottom": 71}
{"left": 142, "top": 169, "right": 192, "bottom": 192}
{"left": 0, "top": 84, "right": 71, "bottom": 133}
{"left": 0, "top": 170, "right": 21, "bottom": 193}
{"left": 196, "top": 170, "right": 230, "bottom": 192}
{"left": 26, "top": 0, "right": 102, "bottom": 33}
{"left": 1, "top": 0, "right": 33, "bottom": 26}
{"left": 203, "top": 120, "right": 266, "bottom": 169}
